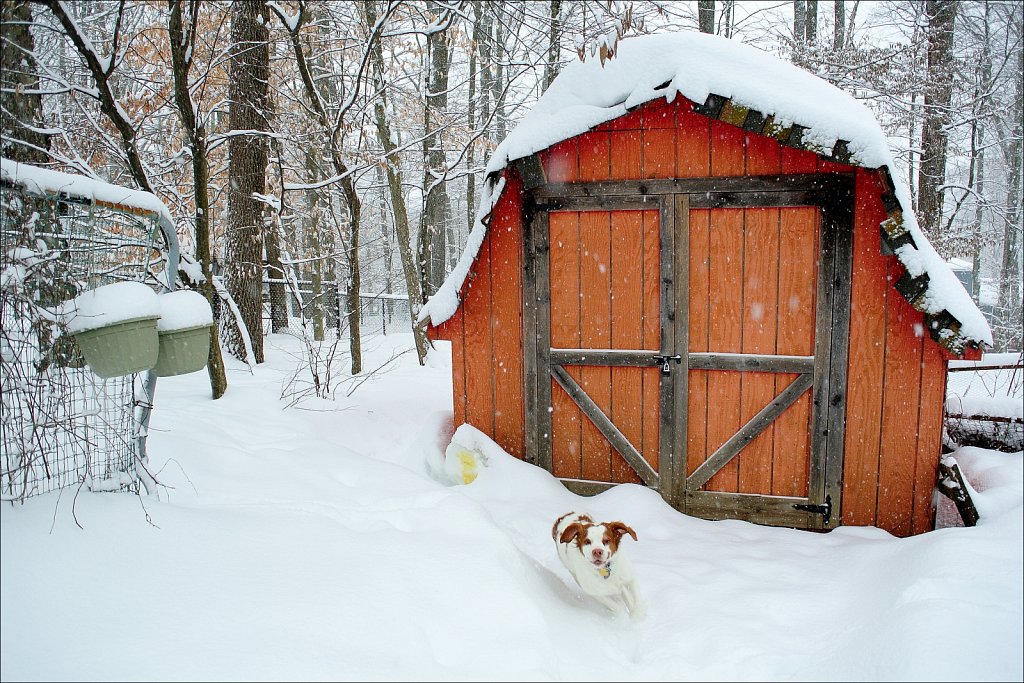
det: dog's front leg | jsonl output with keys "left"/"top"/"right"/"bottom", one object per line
{"left": 623, "top": 582, "right": 646, "bottom": 621}
{"left": 592, "top": 594, "right": 622, "bottom": 614}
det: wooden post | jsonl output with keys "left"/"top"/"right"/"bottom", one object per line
{"left": 937, "top": 458, "right": 979, "bottom": 527}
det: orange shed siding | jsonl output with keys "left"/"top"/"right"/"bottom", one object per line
{"left": 488, "top": 179, "right": 525, "bottom": 458}
{"left": 438, "top": 98, "right": 955, "bottom": 536}
{"left": 455, "top": 173, "right": 526, "bottom": 457}
{"left": 841, "top": 169, "right": 889, "bottom": 527}
{"left": 841, "top": 168, "right": 950, "bottom": 536}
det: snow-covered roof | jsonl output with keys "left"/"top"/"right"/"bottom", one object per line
{"left": 1, "top": 157, "right": 174, "bottom": 228}
{"left": 419, "top": 31, "right": 991, "bottom": 352}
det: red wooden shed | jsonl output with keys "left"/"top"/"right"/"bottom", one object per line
{"left": 422, "top": 33, "right": 991, "bottom": 537}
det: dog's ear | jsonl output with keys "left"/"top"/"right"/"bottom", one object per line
{"left": 608, "top": 521, "right": 637, "bottom": 542}
{"left": 559, "top": 522, "right": 585, "bottom": 545}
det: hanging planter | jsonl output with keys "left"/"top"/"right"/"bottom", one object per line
{"left": 64, "top": 281, "right": 160, "bottom": 379}
{"left": 153, "top": 290, "right": 214, "bottom": 377}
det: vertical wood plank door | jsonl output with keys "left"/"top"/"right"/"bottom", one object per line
{"left": 684, "top": 205, "right": 834, "bottom": 529}
{"left": 527, "top": 176, "right": 853, "bottom": 529}
{"left": 544, "top": 207, "right": 667, "bottom": 493}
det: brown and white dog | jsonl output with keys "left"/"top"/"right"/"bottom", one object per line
{"left": 552, "top": 511, "right": 646, "bottom": 620}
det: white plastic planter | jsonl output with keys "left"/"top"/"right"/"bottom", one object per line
{"left": 65, "top": 282, "right": 161, "bottom": 379}
{"left": 152, "top": 290, "right": 214, "bottom": 377}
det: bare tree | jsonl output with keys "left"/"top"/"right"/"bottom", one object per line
{"left": 834, "top": 0, "right": 846, "bottom": 50}
{"left": 271, "top": 0, "right": 404, "bottom": 375}
{"left": 917, "top": 0, "right": 958, "bottom": 239}
{"left": 698, "top": 0, "right": 714, "bottom": 34}
{"left": 223, "top": 0, "right": 270, "bottom": 364}
{"left": 805, "top": 0, "right": 817, "bottom": 43}
{"left": 419, "top": 1, "right": 456, "bottom": 297}
{"left": 543, "top": 0, "right": 563, "bottom": 90}
{"left": 41, "top": 0, "right": 155, "bottom": 194}
{"left": 793, "top": 0, "right": 806, "bottom": 43}
{"left": 995, "top": 40, "right": 1022, "bottom": 350}
{"left": 363, "top": 0, "right": 429, "bottom": 364}
{"left": 1, "top": 1, "right": 49, "bottom": 164}
{"left": 167, "top": 0, "right": 227, "bottom": 398}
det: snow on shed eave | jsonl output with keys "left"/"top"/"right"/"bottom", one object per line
{"left": 418, "top": 32, "right": 992, "bottom": 353}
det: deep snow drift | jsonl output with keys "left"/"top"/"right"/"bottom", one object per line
{"left": 2, "top": 334, "right": 1021, "bottom": 681}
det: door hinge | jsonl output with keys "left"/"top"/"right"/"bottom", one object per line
{"left": 653, "top": 354, "right": 682, "bottom": 375}
{"left": 792, "top": 494, "right": 832, "bottom": 524}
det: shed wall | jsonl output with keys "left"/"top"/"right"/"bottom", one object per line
{"left": 843, "top": 168, "right": 950, "bottom": 536}
{"left": 434, "top": 97, "right": 951, "bottom": 536}
{"left": 434, "top": 174, "right": 525, "bottom": 459}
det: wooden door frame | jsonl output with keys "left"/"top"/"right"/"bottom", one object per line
{"left": 522, "top": 172, "right": 855, "bottom": 529}
{"left": 523, "top": 193, "right": 676, "bottom": 498}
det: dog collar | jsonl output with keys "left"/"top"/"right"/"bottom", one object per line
{"left": 598, "top": 563, "right": 611, "bottom": 579}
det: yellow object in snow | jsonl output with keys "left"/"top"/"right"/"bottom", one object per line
{"left": 452, "top": 446, "right": 479, "bottom": 484}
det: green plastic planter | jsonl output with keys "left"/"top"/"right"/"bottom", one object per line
{"left": 73, "top": 316, "right": 160, "bottom": 379}
{"left": 153, "top": 324, "right": 211, "bottom": 377}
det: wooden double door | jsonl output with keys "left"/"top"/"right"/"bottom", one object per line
{"left": 523, "top": 176, "right": 854, "bottom": 530}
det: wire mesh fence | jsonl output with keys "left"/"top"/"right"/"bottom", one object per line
{"left": 1, "top": 186, "right": 164, "bottom": 501}
{"left": 945, "top": 354, "right": 1023, "bottom": 453}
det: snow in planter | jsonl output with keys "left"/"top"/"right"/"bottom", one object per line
{"left": 152, "top": 290, "right": 213, "bottom": 377}
{"left": 156, "top": 290, "right": 214, "bottom": 333}
{"left": 63, "top": 281, "right": 160, "bottom": 334}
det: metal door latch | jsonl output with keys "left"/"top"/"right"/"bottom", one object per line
{"left": 793, "top": 494, "right": 832, "bottom": 524}
{"left": 653, "top": 354, "right": 682, "bottom": 375}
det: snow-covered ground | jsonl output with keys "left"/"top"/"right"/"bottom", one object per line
{"left": 2, "top": 333, "right": 1022, "bottom": 681}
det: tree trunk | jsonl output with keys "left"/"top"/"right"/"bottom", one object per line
{"left": 492, "top": 10, "right": 507, "bottom": 141}
{"left": 971, "top": 2, "right": 992, "bottom": 303}
{"left": 476, "top": 1, "right": 493, "bottom": 145}
{"left": 364, "top": 3, "right": 429, "bottom": 362}
{"left": 265, "top": 98, "right": 288, "bottom": 336}
{"left": 917, "top": 0, "right": 957, "bottom": 240}
{"left": 419, "top": 1, "right": 454, "bottom": 298}
{"left": 805, "top": 0, "right": 818, "bottom": 43}
{"left": 466, "top": 5, "right": 480, "bottom": 234}
{"left": 340, "top": 174, "right": 363, "bottom": 374}
{"left": 793, "top": 0, "right": 806, "bottom": 43}
{"left": 304, "top": 148, "right": 325, "bottom": 342}
{"left": 996, "top": 44, "right": 1022, "bottom": 350}
{"left": 224, "top": 0, "right": 269, "bottom": 363}
{"left": 168, "top": 0, "right": 227, "bottom": 399}
{"left": 698, "top": 0, "right": 715, "bottom": 34}
{"left": 1, "top": 1, "right": 49, "bottom": 164}
{"left": 834, "top": 0, "right": 845, "bottom": 50}
{"left": 721, "top": 0, "right": 735, "bottom": 38}
{"left": 264, "top": 212, "right": 288, "bottom": 333}
{"left": 542, "top": 0, "right": 562, "bottom": 90}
